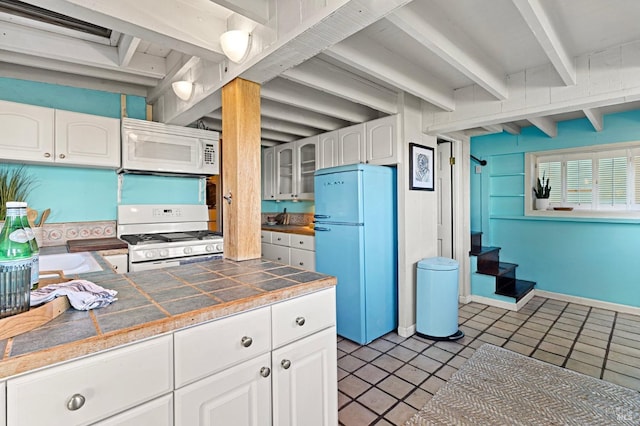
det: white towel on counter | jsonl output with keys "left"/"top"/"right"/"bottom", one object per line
{"left": 30, "top": 280, "right": 118, "bottom": 310}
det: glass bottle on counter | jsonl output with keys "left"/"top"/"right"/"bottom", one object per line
{"left": 0, "top": 201, "right": 32, "bottom": 318}
{"left": 18, "top": 202, "right": 39, "bottom": 290}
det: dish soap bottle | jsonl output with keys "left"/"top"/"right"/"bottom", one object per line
{"left": 0, "top": 201, "right": 33, "bottom": 318}
{"left": 18, "top": 202, "right": 39, "bottom": 290}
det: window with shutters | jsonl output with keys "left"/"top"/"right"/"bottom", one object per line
{"left": 526, "top": 142, "right": 640, "bottom": 217}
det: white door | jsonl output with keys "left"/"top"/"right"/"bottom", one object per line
{"left": 318, "top": 131, "right": 337, "bottom": 169}
{"left": 437, "top": 141, "right": 453, "bottom": 258}
{"left": 366, "top": 115, "right": 397, "bottom": 165}
{"left": 174, "top": 353, "right": 272, "bottom": 426}
{"left": 272, "top": 327, "right": 337, "bottom": 426}
{"left": 337, "top": 123, "right": 364, "bottom": 166}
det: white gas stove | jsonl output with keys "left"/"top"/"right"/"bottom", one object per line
{"left": 117, "top": 204, "right": 223, "bottom": 272}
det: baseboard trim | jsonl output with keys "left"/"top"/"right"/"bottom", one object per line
{"left": 397, "top": 324, "right": 416, "bottom": 338}
{"left": 468, "top": 291, "right": 536, "bottom": 312}
{"left": 535, "top": 290, "right": 640, "bottom": 316}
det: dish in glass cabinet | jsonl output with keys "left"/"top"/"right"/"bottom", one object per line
{"left": 553, "top": 207, "right": 573, "bottom": 211}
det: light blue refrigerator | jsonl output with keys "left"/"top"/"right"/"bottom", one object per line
{"left": 314, "top": 164, "right": 397, "bottom": 345}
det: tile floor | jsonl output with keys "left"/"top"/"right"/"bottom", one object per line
{"left": 337, "top": 296, "right": 640, "bottom": 425}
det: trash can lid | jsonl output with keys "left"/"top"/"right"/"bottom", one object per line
{"left": 417, "top": 256, "right": 459, "bottom": 271}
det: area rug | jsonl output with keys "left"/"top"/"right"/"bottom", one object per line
{"left": 405, "top": 344, "right": 640, "bottom": 425}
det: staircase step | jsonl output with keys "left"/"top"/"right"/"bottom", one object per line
{"left": 471, "top": 231, "right": 483, "bottom": 251}
{"left": 477, "top": 261, "right": 517, "bottom": 277}
{"left": 470, "top": 245, "right": 500, "bottom": 257}
{"left": 496, "top": 279, "right": 536, "bottom": 302}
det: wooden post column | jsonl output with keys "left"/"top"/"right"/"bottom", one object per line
{"left": 222, "top": 78, "right": 261, "bottom": 261}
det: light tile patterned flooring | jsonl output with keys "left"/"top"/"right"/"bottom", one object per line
{"left": 337, "top": 296, "right": 640, "bottom": 425}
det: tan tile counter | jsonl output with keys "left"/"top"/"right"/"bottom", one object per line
{"left": 261, "top": 224, "right": 315, "bottom": 236}
{"left": 0, "top": 254, "right": 335, "bottom": 379}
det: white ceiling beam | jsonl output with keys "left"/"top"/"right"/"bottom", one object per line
{"left": 281, "top": 58, "right": 398, "bottom": 114}
{"left": 0, "top": 50, "right": 159, "bottom": 87}
{"left": 210, "top": 0, "right": 270, "bottom": 25}
{"left": 147, "top": 54, "right": 201, "bottom": 104}
{"left": 387, "top": 4, "right": 508, "bottom": 100}
{"left": 260, "top": 100, "right": 349, "bottom": 131}
{"left": 261, "top": 78, "right": 379, "bottom": 123}
{"left": 583, "top": 108, "right": 604, "bottom": 132}
{"left": 23, "top": 0, "right": 229, "bottom": 61}
{"left": 325, "top": 34, "right": 455, "bottom": 111}
{"left": 481, "top": 124, "right": 504, "bottom": 134}
{"left": 528, "top": 116, "right": 557, "bottom": 138}
{"left": 260, "top": 129, "right": 299, "bottom": 143}
{"left": 261, "top": 140, "right": 280, "bottom": 147}
{"left": 207, "top": 110, "right": 318, "bottom": 137}
{"left": 512, "top": 0, "right": 576, "bottom": 86}
{"left": 501, "top": 122, "right": 522, "bottom": 135}
{"left": 0, "top": 21, "right": 165, "bottom": 78}
{"left": 118, "top": 34, "right": 141, "bottom": 67}
{"left": 168, "top": 91, "right": 222, "bottom": 127}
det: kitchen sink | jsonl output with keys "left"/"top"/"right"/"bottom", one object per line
{"left": 40, "top": 252, "right": 103, "bottom": 275}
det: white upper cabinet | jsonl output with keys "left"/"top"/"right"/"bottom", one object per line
{"left": 318, "top": 130, "right": 338, "bottom": 170}
{"left": 55, "top": 110, "right": 120, "bottom": 168}
{"left": 337, "top": 123, "right": 365, "bottom": 166}
{"left": 366, "top": 114, "right": 398, "bottom": 165}
{"left": 0, "top": 100, "right": 54, "bottom": 163}
{"left": 274, "top": 137, "right": 318, "bottom": 201}
{"left": 262, "top": 147, "right": 276, "bottom": 201}
{"left": 0, "top": 100, "right": 120, "bottom": 169}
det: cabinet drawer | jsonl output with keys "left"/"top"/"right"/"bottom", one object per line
{"left": 93, "top": 394, "right": 173, "bottom": 426}
{"left": 7, "top": 335, "right": 173, "bottom": 426}
{"left": 263, "top": 244, "right": 290, "bottom": 264}
{"left": 272, "top": 232, "right": 291, "bottom": 247}
{"left": 272, "top": 288, "right": 336, "bottom": 348}
{"left": 290, "top": 234, "right": 314, "bottom": 251}
{"left": 290, "top": 247, "right": 315, "bottom": 271}
{"left": 174, "top": 306, "right": 271, "bottom": 388}
{"left": 260, "top": 230, "right": 272, "bottom": 243}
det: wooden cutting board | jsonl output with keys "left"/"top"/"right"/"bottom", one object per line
{"left": 67, "top": 237, "right": 128, "bottom": 253}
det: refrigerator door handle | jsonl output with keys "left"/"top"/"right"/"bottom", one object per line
{"left": 314, "top": 226, "right": 331, "bottom": 232}
{"left": 314, "top": 214, "right": 331, "bottom": 219}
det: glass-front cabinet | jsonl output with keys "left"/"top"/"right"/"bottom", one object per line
{"left": 272, "top": 137, "right": 317, "bottom": 201}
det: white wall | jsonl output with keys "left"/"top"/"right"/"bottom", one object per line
{"left": 396, "top": 93, "right": 438, "bottom": 336}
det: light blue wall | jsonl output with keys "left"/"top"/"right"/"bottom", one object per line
{"left": 470, "top": 110, "right": 640, "bottom": 307}
{"left": 0, "top": 78, "right": 202, "bottom": 223}
{"left": 261, "top": 200, "right": 314, "bottom": 213}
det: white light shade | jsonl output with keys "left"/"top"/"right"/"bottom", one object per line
{"left": 220, "top": 30, "right": 251, "bottom": 63}
{"left": 172, "top": 81, "right": 193, "bottom": 101}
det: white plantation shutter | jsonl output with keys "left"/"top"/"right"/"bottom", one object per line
{"left": 566, "top": 158, "right": 592, "bottom": 205}
{"left": 634, "top": 154, "right": 640, "bottom": 205}
{"left": 598, "top": 156, "right": 627, "bottom": 207}
{"left": 537, "top": 161, "right": 561, "bottom": 203}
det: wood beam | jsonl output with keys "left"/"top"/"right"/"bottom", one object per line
{"left": 210, "top": 0, "right": 270, "bottom": 25}
{"left": 387, "top": 4, "right": 508, "bottom": 100}
{"left": 528, "top": 116, "right": 557, "bottom": 138}
{"left": 512, "top": 0, "right": 576, "bottom": 85}
{"left": 260, "top": 100, "right": 349, "bottom": 131}
{"left": 207, "top": 110, "right": 317, "bottom": 137}
{"left": 583, "top": 108, "right": 603, "bottom": 132}
{"left": 502, "top": 122, "right": 522, "bottom": 135}
{"left": 118, "top": 34, "right": 140, "bottom": 67}
{"left": 222, "top": 78, "right": 261, "bottom": 261}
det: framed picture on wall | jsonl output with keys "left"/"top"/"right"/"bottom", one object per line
{"left": 409, "top": 143, "right": 434, "bottom": 191}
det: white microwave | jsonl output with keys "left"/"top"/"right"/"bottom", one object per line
{"left": 121, "top": 118, "right": 219, "bottom": 176}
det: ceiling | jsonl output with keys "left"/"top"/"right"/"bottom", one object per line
{"left": 2, "top": 0, "right": 640, "bottom": 144}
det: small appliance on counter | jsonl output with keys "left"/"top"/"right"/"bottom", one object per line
{"left": 314, "top": 164, "right": 397, "bottom": 345}
{"left": 117, "top": 204, "right": 223, "bottom": 272}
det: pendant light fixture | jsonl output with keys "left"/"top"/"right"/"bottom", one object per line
{"left": 219, "top": 30, "right": 252, "bottom": 63}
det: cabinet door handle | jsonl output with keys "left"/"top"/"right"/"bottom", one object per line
{"left": 44, "top": 152, "right": 51, "bottom": 158}
{"left": 241, "top": 336, "right": 253, "bottom": 347}
{"left": 299, "top": 262, "right": 304, "bottom": 266}
{"left": 281, "top": 359, "right": 291, "bottom": 369}
{"left": 295, "top": 316, "right": 306, "bottom": 326}
{"left": 59, "top": 153, "right": 66, "bottom": 159}
{"left": 260, "top": 366, "right": 271, "bottom": 377}
{"left": 67, "top": 394, "right": 86, "bottom": 411}
{"left": 299, "top": 241, "right": 304, "bottom": 245}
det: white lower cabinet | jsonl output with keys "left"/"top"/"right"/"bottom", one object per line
{"left": 93, "top": 394, "right": 173, "bottom": 426}
{"left": 272, "top": 327, "right": 337, "bottom": 426}
{"left": 103, "top": 254, "right": 128, "bottom": 274}
{"left": 6, "top": 335, "right": 173, "bottom": 426}
{"left": 261, "top": 231, "right": 315, "bottom": 271}
{"left": 174, "top": 353, "right": 272, "bottom": 426}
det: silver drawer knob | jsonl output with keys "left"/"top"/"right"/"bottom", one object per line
{"left": 44, "top": 152, "right": 51, "bottom": 158}
{"left": 241, "top": 336, "right": 253, "bottom": 347}
{"left": 260, "top": 366, "right": 271, "bottom": 377}
{"left": 281, "top": 359, "right": 291, "bottom": 369}
{"left": 295, "top": 316, "right": 305, "bottom": 326}
{"left": 67, "top": 394, "right": 85, "bottom": 411}
{"left": 59, "top": 153, "right": 66, "bottom": 159}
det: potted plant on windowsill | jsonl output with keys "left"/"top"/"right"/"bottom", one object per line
{"left": 533, "top": 173, "right": 551, "bottom": 210}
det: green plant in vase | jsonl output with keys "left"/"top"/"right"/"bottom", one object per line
{"left": 0, "top": 166, "right": 38, "bottom": 219}
{"left": 533, "top": 173, "right": 551, "bottom": 210}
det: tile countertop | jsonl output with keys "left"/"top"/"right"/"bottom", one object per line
{"left": 0, "top": 252, "right": 335, "bottom": 380}
{"left": 261, "top": 224, "right": 315, "bottom": 236}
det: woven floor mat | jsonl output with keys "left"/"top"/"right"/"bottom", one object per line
{"left": 406, "top": 343, "right": 640, "bottom": 425}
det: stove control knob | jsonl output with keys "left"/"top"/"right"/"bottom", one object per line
{"left": 205, "top": 245, "right": 214, "bottom": 252}
{"left": 145, "top": 251, "right": 155, "bottom": 259}
{"left": 183, "top": 247, "right": 193, "bottom": 255}
{"left": 159, "top": 249, "right": 169, "bottom": 257}
{"left": 216, "top": 244, "right": 223, "bottom": 252}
